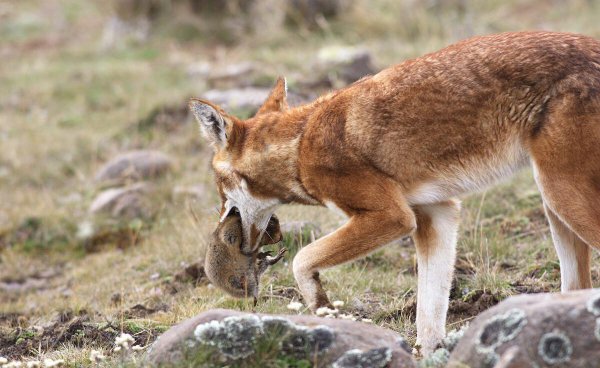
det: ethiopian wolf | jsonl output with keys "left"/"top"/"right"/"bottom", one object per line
{"left": 190, "top": 31, "right": 600, "bottom": 354}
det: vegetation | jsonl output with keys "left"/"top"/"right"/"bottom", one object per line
{"left": 1, "top": 0, "right": 599, "bottom": 366}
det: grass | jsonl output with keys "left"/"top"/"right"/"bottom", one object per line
{"left": 1, "top": 0, "right": 600, "bottom": 366}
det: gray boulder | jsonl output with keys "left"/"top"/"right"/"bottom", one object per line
{"left": 94, "top": 150, "right": 173, "bottom": 186}
{"left": 146, "top": 309, "right": 416, "bottom": 367}
{"left": 172, "top": 184, "right": 207, "bottom": 201}
{"left": 448, "top": 289, "right": 600, "bottom": 368}
{"left": 305, "top": 46, "right": 377, "bottom": 89}
{"left": 202, "top": 87, "right": 271, "bottom": 112}
{"left": 89, "top": 182, "right": 153, "bottom": 219}
{"left": 202, "top": 87, "right": 311, "bottom": 114}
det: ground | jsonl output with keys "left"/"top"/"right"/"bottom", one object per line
{"left": 1, "top": 0, "right": 600, "bottom": 366}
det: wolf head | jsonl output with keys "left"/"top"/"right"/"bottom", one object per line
{"left": 190, "top": 77, "right": 312, "bottom": 254}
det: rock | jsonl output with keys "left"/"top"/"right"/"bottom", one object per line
{"left": 309, "top": 45, "right": 377, "bottom": 88}
{"left": 419, "top": 326, "right": 467, "bottom": 368}
{"left": 207, "top": 62, "right": 257, "bottom": 88}
{"left": 172, "top": 184, "right": 207, "bottom": 201}
{"left": 202, "top": 87, "right": 271, "bottom": 113}
{"left": 448, "top": 289, "right": 600, "bottom": 368}
{"left": 186, "top": 61, "right": 211, "bottom": 78}
{"left": 202, "top": 87, "right": 313, "bottom": 115}
{"left": 94, "top": 150, "right": 173, "bottom": 186}
{"left": 89, "top": 183, "right": 153, "bottom": 219}
{"left": 146, "top": 309, "right": 416, "bottom": 367}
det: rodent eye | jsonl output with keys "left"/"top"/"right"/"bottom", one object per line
{"left": 225, "top": 232, "right": 238, "bottom": 245}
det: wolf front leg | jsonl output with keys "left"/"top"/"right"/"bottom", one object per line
{"left": 413, "top": 200, "right": 461, "bottom": 356}
{"left": 292, "top": 197, "right": 417, "bottom": 311}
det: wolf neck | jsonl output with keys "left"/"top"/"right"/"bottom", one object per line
{"left": 242, "top": 104, "right": 321, "bottom": 206}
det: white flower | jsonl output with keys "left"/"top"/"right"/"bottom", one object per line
{"left": 131, "top": 345, "right": 144, "bottom": 351}
{"left": 76, "top": 221, "right": 94, "bottom": 239}
{"left": 315, "top": 307, "right": 338, "bottom": 316}
{"left": 338, "top": 314, "right": 356, "bottom": 321}
{"left": 332, "top": 300, "right": 345, "bottom": 308}
{"left": 26, "top": 361, "right": 40, "bottom": 368}
{"left": 361, "top": 318, "right": 373, "bottom": 323}
{"left": 89, "top": 350, "right": 105, "bottom": 363}
{"left": 286, "top": 301, "right": 303, "bottom": 311}
{"left": 0, "top": 357, "right": 8, "bottom": 365}
{"left": 43, "top": 359, "right": 64, "bottom": 368}
{"left": 115, "top": 333, "right": 135, "bottom": 350}
{"left": 4, "top": 361, "right": 22, "bottom": 368}
{"left": 113, "top": 346, "right": 122, "bottom": 353}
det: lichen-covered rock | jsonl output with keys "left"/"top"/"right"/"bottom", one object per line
{"left": 146, "top": 309, "right": 416, "bottom": 367}
{"left": 194, "top": 315, "right": 264, "bottom": 359}
{"left": 94, "top": 150, "right": 173, "bottom": 186}
{"left": 420, "top": 326, "right": 467, "bottom": 368}
{"left": 333, "top": 347, "right": 392, "bottom": 368}
{"left": 448, "top": 289, "right": 600, "bottom": 368}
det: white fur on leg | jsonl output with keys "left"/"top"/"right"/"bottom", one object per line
{"left": 414, "top": 200, "right": 460, "bottom": 355}
{"left": 533, "top": 164, "right": 589, "bottom": 291}
{"left": 543, "top": 203, "right": 588, "bottom": 291}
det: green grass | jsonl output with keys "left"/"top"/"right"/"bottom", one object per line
{"left": 1, "top": 0, "right": 600, "bottom": 366}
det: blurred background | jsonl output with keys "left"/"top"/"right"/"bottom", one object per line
{"left": 1, "top": 0, "right": 600, "bottom": 365}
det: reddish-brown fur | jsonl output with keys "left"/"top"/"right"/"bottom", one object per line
{"left": 190, "top": 31, "right": 600, "bottom": 354}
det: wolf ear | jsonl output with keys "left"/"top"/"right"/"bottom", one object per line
{"left": 189, "top": 99, "right": 230, "bottom": 148}
{"left": 256, "top": 77, "right": 288, "bottom": 115}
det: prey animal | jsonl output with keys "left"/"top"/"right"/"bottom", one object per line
{"left": 204, "top": 211, "right": 286, "bottom": 303}
{"left": 190, "top": 31, "right": 600, "bottom": 354}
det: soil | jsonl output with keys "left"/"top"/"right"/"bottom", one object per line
{"left": 382, "top": 289, "right": 502, "bottom": 325}
{"left": 0, "top": 310, "right": 160, "bottom": 360}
